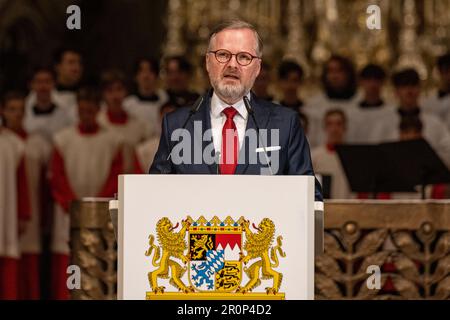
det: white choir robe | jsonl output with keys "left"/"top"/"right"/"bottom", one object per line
{"left": 134, "top": 136, "right": 160, "bottom": 174}
{"left": 4, "top": 130, "right": 51, "bottom": 299}
{"left": 12, "top": 132, "right": 52, "bottom": 255}
{"left": 123, "top": 89, "right": 168, "bottom": 138}
{"left": 26, "top": 89, "right": 78, "bottom": 124}
{"left": 312, "top": 145, "right": 353, "bottom": 199}
{"left": 24, "top": 93, "right": 73, "bottom": 141}
{"left": 53, "top": 90, "right": 79, "bottom": 124}
{"left": 0, "top": 129, "right": 26, "bottom": 299}
{"left": 50, "top": 125, "right": 124, "bottom": 255}
{"left": 97, "top": 107, "right": 147, "bottom": 173}
{"left": 345, "top": 103, "right": 396, "bottom": 144}
{"left": 303, "top": 91, "right": 361, "bottom": 148}
{"left": 0, "top": 130, "right": 24, "bottom": 259}
{"left": 49, "top": 125, "right": 124, "bottom": 299}
{"left": 368, "top": 109, "right": 450, "bottom": 167}
{"left": 421, "top": 91, "right": 450, "bottom": 122}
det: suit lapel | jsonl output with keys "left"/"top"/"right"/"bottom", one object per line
{"left": 190, "top": 90, "right": 218, "bottom": 174}
{"left": 235, "top": 94, "right": 272, "bottom": 174}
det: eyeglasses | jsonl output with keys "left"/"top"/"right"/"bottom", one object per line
{"left": 208, "top": 49, "right": 260, "bottom": 66}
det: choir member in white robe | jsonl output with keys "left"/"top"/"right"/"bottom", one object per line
{"left": 123, "top": 57, "right": 168, "bottom": 139}
{"left": 422, "top": 53, "right": 450, "bottom": 125}
{"left": 0, "top": 124, "right": 27, "bottom": 299}
{"left": 311, "top": 109, "right": 352, "bottom": 199}
{"left": 304, "top": 55, "right": 361, "bottom": 148}
{"left": 346, "top": 64, "right": 395, "bottom": 143}
{"left": 276, "top": 60, "right": 304, "bottom": 112}
{"left": 52, "top": 47, "right": 84, "bottom": 123}
{"left": 134, "top": 102, "right": 177, "bottom": 173}
{"left": 49, "top": 88, "right": 124, "bottom": 299}
{"left": 164, "top": 56, "right": 200, "bottom": 108}
{"left": 24, "top": 67, "right": 73, "bottom": 141}
{"left": 1, "top": 92, "right": 51, "bottom": 299}
{"left": 369, "top": 68, "right": 450, "bottom": 167}
{"left": 98, "top": 70, "right": 147, "bottom": 173}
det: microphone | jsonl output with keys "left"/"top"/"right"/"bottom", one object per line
{"left": 243, "top": 95, "right": 274, "bottom": 175}
{"left": 166, "top": 95, "right": 204, "bottom": 162}
{"left": 214, "top": 151, "right": 221, "bottom": 175}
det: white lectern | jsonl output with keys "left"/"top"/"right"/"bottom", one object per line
{"left": 117, "top": 175, "right": 319, "bottom": 300}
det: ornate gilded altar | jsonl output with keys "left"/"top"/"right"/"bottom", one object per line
{"left": 163, "top": 0, "right": 450, "bottom": 92}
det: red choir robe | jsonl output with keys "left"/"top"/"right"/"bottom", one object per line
{"left": 0, "top": 128, "right": 30, "bottom": 299}
{"left": 97, "top": 108, "right": 147, "bottom": 173}
{"left": 6, "top": 129, "right": 52, "bottom": 299}
{"left": 49, "top": 124, "right": 124, "bottom": 299}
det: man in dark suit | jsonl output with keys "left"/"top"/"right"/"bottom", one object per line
{"left": 150, "top": 20, "right": 323, "bottom": 201}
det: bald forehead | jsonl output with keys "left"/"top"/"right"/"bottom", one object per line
{"left": 209, "top": 28, "right": 259, "bottom": 56}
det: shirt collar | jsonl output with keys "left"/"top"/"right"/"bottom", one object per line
{"left": 210, "top": 92, "right": 249, "bottom": 120}
{"left": 33, "top": 103, "right": 56, "bottom": 115}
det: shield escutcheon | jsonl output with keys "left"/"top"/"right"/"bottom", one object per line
{"left": 188, "top": 218, "right": 242, "bottom": 292}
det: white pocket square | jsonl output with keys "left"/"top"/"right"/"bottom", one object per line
{"left": 255, "top": 146, "right": 281, "bottom": 153}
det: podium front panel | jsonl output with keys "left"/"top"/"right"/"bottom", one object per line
{"left": 118, "top": 175, "right": 315, "bottom": 300}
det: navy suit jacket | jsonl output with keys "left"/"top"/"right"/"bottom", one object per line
{"left": 149, "top": 90, "right": 323, "bottom": 201}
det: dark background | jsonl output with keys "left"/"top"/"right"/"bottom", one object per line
{"left": 0, "top": 0, "right": 167, "bottom": 94}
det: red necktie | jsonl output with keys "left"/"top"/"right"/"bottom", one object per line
{"left": 220, "top": 107, "right": 238, "bottom": 174}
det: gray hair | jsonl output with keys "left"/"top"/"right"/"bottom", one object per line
{"left": 207, "top": 20, "right": 263, "bottom": 57}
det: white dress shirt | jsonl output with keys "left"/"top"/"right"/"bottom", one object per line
{"left": 210, "top": 92, "right": 249, "bottom": 155}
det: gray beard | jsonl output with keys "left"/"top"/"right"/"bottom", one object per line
{"left": 213, "top": 80, "right": 248, "bottom": 103}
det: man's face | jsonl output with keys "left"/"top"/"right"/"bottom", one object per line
{"left": 31, "top": 71, "right": 54, "bottom": 101}
{"left": 206, "top": 28, "right": 261, "bottom": 104}
{"left": 103, "top": 82, "right": 127, "bottom": 108}
{"left": 1, "top": 98, "right": 25, "bottom": 129}
{"left": 166, "top": 60, "right": 189, "bottom": 92}
{"left": 395, "top": 85, "right": 420, "bottom": 109}
{"left": 324, "top": 113, "right": 346, "bottom": 145}
{"left": 56, "top": 51, "right": 83, "bottom": 85}
{"left": 136, "top": 61, "right": 157, "bottom": 91}
{"left": 78, "top": 100, "right": 99, "bottom": 126}
{"left": 280, "top": 72, "right": 302, "bottom": 97}
{"left": 326, "top": 60, "right": 348, "bottom": 91}
{"left": 360, "top": 78, "right": 383, "bottom": 98}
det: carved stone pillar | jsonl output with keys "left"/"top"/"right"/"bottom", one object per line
{"left": 70, "top": 198, "right": 117, "bottom": 300}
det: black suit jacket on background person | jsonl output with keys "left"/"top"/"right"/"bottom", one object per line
{"left": 150, "top": 90, "right": 323, "bottom": 201}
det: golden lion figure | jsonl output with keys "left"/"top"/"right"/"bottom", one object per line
{"left": 237, "top": 218, "right": 286, "bottom": 294}
{"left": 145, "top": 217, "right": 195, "bottom": 294}
{"left": 190, "top": 234, "right": 213, "bottom": 260}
